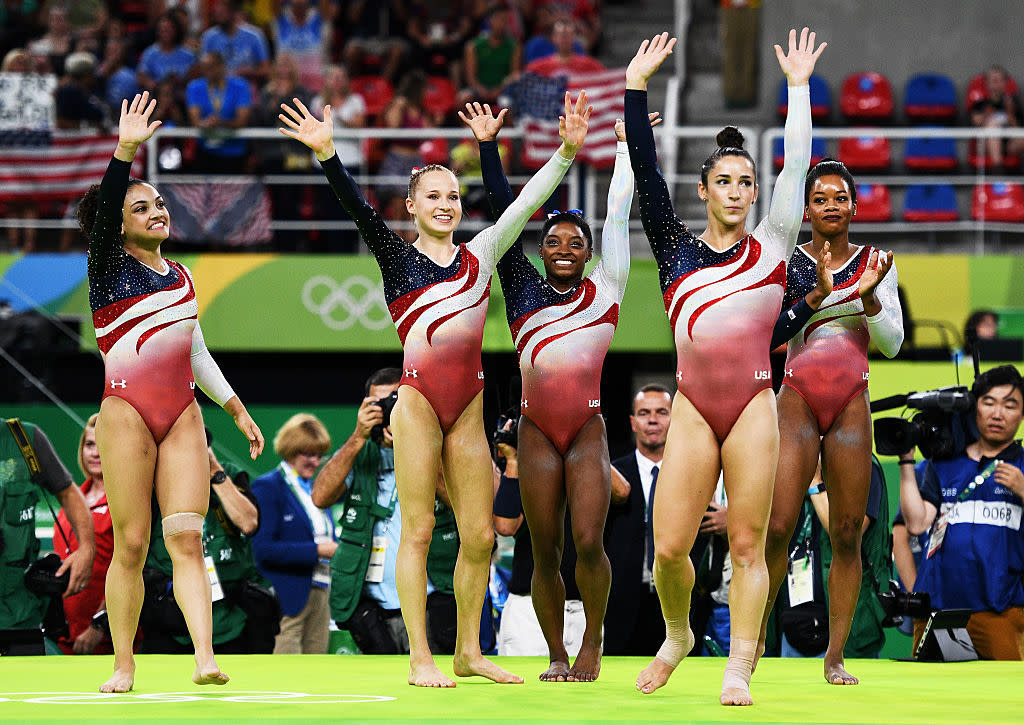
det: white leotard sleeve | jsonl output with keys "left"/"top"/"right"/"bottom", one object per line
{"left": 866, "top": 256, "right": 904, "bottom": 358}
{"left": 592, "top": 141, "right": 634, "bottom": 302}
{"left": 191, "top": 322, "right": 236, "bottom": 406}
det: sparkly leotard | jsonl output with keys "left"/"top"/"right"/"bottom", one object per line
{"left": 88, "top": 158, "right": 198, "bottom": 443}
{"left": 780, "top": 244, "right": 903, "bottom": 431}
{"left": 479, "top": 140, "right": 633, "bottom": 454}
{"left": 321, "top": 149, "right": 573, "bottom": 432}
{"left": 624, "top": 85, "right": 811, "bottom": 442}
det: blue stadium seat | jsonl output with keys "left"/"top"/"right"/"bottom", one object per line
{"left": 777, "top": 74, "right": 831, "bottom": 121}
{"left": 904, "top": 184, "right": 958, "bottom": 222}
{"left": 904, "top": 136, "right": 958, "bottom": 171}
{"left": 773, "top": 137, "right": 826, "bottom": 170}
{"left": 904, "top": 73, "right": 958, "bottom": 123}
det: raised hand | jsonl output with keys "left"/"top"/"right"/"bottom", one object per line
{"left": 458, "top": 102, "right": 508, "bottom": 142}
{"left": 615, "top": 111, "right": 661, "bottom": 142}
{"left": 625, "top": 33, "right": 677, "bottom": 90}
{"left": 774, "top": 27, "right": 827, "bottom": 87}
{"left": 279, "top": 98, "right": 335, "bottom": 160}
{"left": 115, "top": 92, "right": 162, "bottom": 160}
{"left": 859, "top": 249, "right": 893, "bottom": 300}
{"left": 558, "top": 90, "right": 592, "bottom": 157}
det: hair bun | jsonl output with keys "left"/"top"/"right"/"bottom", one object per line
{"left": 716, "top": 126, "right": 744, "bottom": 149}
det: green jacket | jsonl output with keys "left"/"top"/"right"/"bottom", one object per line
{"left": 330, "top": 440, "right": 458, "bottom": 625}
{"left": 0, "top": 421, "right": 45, "bottom": 631}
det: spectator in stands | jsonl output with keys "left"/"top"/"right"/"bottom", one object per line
{"left": 970, "top": 65, "right": 1024, "bottom": 169}
{"left": 54, "top": 413, "right": 114, "bottom": 655}
{"left": 900, "top": 365, "right": 1024, "bottom": 660}
{"left": 405, "top": 0, "right": 476, "bottom": 87}
{"left": 1, "top": 47, "right": 31, "bottom": 72}
{"left": 963, "top": 309, "right": 999, "bottom": 359}
{"left": 55, "top": 51, "right": 108, "bottom": 131}
{"left": 251, "top": 414, "right": 337, "bottom": 654}
{"left": 185, "top": 50, "right": 254, "bottom": 173}
{"left": 378, "top": 69, "right": 438, "bottom": 226}
{"left": 256, "top": 54, "right": 311, "bottom": 128}
{"left": 338, "top": 0, "right": 407, "bottom": 83}
{"left": 270, "top": 0, "right": 328, "bottom": 93}
{"left": 200, "top": 0, "right": 270, "bottom": 86}
{"left": 522, "top": 11, "right": 584, "bottom": 65}
{"left": 137, "top": 12, "right": 197, "bottom": 89}
{"left": 27, "top": 3, "right": 74, "bottom": 75}
{"left": 97, "top": 35, "right": 139, "bottom": 115}
{"left": 460, "top": 5, "right": 521, "bottom": 107}
{"left": 523, "top": 17, "right": 603, "bottom": 76}
{"left": 0, "top": 47, "right": 39, "bottom": 251}
{"left": 526, "top": 1, "right": 600, "bottom": 52}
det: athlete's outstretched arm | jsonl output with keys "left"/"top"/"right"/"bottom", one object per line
{"left": 593, "top": 117, "right": 644, "bottom": 299}
{"left": 89, "top": 92, "right": 162, "bottom": 279}
{"left": 279, "top": 98, "right": 400, "bottom": 258}
{"left": 754, "top": 28, "right": 826, "bottom": 257}
{"left": 861, "top": 253, "right": 903, "bottom": 357}
{"left": 459, "top": 102, "right": 514, "bottom": 218}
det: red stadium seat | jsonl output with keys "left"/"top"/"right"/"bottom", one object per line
{"left": 966, "top": 72, "right": 1022, "bottom": 169}
{"left": 419, "top": 137, "right": 450, "bottom": 166}
{"left": 423, "top": 76, "right": 457, "bottom": 119}
{"left": 350, "top": 76, "right": 394, "bottom": 119}
{"left": 972, "top": 183, "right": 1024, "bottom": 222}
{"left": 840, "top": 72, "right": 895, "bottom": 122}
{"left": 853, "top": 184, "right": 892, "bottom": 222}
{"left": 837, "top": 136, "right": 891, "bottom": 171}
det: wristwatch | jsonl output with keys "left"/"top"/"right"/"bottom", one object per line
{"left": 91, "top": 609, "right": 109, "bottom": 634}
{"left": 210, "top": 470, "right": 227, "bottom": 485}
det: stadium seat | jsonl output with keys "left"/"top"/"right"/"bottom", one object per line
{"left": 772, "top": 137, "right": 826, "bottom": 170}
{"left": 972, "top": 183, "right": 1024, "bottom": 222}
{"left": 350, "top": 76, "right": 394, "bottom": 119}
{"left": 904, "top": 135, "right": 958, "bottom": 171}
{"left": 837, "top": 136, "right": 891, "bottom": 171}
{"left": 903, "top": 73, "right": 958, "bottom": 123}
{"left": 853, "top": 184, "right": 892, "bottom": 222}
{"left": 418, "top": 137, "right": 449, "bottom": 166}
{"left": 777, "top": 74, "right": 831, "bottom": 121}
{"left": 965, "top": 72, "right": 1020, "bottom": 110}
{"left": 903, "top": 184, "right": 959, "bottom": 222}
{"left": 840, "top": 72, "right": 895, "bottom": 122}
{"left": 423, "top": 76, "right": 457, "bottom": 119}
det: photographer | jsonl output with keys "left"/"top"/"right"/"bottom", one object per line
{"left": 1, "top": 417, "right": 94, "bottom": 655}
{"left": 312, "top": 368, "right": 458, "bottom": 655}
{"left": 899, "top": 365, "right": 1024, "bottom": 660}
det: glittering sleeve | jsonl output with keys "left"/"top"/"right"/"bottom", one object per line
{"left": 592, "top": 141, "right": 633, "bottom": 301}
{"left": 469, "top": 147, "right": 572, "bottom": 269}
{"left": 770, "top": 298, "right": 816, "bottom": 349}
{"left": 320, "top": 152, "right": 404, "bottom": 259}
{"left": 866, "top": 257, "right": 903, "bottom": 358}
{"left": 753, "top": 84, "right": 811, "bottom": 259}
{"left": 87, "top": 156, "right": 132, "bottom": 280}
{"left": 624, "top": 88, "right": 691, "bottom": 264}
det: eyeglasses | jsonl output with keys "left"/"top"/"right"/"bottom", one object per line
{"left": 297, "top": 451, "right": 324, "bottom": 460}
{"left": 547, "top": 208, "right": 583, "bottom": 219}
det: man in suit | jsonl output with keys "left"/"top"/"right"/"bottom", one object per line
{"left": 604, "top": 383, "right": 672, "bottom": 655}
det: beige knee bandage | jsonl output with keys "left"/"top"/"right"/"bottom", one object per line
{"left": 162, "top": 512, "right": 204, "bottom": 537}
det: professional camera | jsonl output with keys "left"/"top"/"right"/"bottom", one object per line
{"left": 370, "top": 390, "right": 399, "bottom": 444}
{"left": 872, "top": 386, "right": 974, "bottom": 459}
{"left": 23, "top": 552, "right": 69, "bottom": 597}
{"left": 492, "top": 409, "right": 519, "bottom": 449}
{"left": 877, "top": 579, "right": 932, "bottom": 627}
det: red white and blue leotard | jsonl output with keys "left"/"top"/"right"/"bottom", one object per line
{"left": 320, "top": 149, "right": 573, "bottom": 432}
{"left": 479, "top": 140, "right": 633, "bottom": 454}
{"left": 624, "top": 85, "right": 812, "bottom": 442}
{"left": 780, "top": 244, "right": 903, "bottom": 431}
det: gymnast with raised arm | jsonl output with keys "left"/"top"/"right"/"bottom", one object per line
{"left": 762, "top": 158, "right": 903, "bottom": 685}
{"left": 80, "top": 92, "right": 264, "bottom": 693}
{"left": 623, "top": 29, "right": 824, "bottom": 705}
{"left": 278, "top": 92, "right": 590, "bottom": 687}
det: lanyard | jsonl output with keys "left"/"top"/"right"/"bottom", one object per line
{"left": 207, "top": 81, "right": 226, "bottom": 116}
{"left": 954, "top": 460, "right": 999, "bottom": 504}
{"left": 279, "top": 461, "right": 333, "bottom": 540}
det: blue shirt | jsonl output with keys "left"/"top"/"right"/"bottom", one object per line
{"left": 185, "top": 76, "right": 252, "bottom": 157}
{"left": 914, "top": 442, "right": 1024, "bottom": 613}
{"left": 139, "top": 44, "right": 197, "bottom": 82}
{"left": 200, "top": 24, "right": 270, "bottom": 73}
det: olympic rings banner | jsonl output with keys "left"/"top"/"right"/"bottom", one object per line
{"left": 1, "top": 252, "right": 1022, "bottom": 352}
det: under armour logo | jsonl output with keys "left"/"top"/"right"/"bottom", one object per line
{"left": 676, "top": 371, "right": 683, "bottom": 381}
{"left": 785, "top": 369, "right": 794, "bottom": 377}
{"left": 110, "top": 379, "right": 127, "bottom": 389}
{"left": 189, "top": 381, "right": 196, "bottom": 389}
{"left": 754, "top": 370, "right": 770, "bottom": 381}
{"left": 862, "top": 372, "right": 870, "bottom": 381}
{"left": 787, "top": 309, "right": 797, "bottom": 320}
{"left": 588, "top": 399, "right": 600, "bottom": 408}
{"left": 477, "top": 371, "right": 484, "bottom": 379}
{"left": 405, "top": 368, "right": 418, "bottom": 378}
{"left": 521, "top": 399, "right": 528, "bottom": 409}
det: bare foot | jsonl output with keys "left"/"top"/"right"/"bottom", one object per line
{"left": 539, "top": 660, "right": 571, "bottom": 682}
{"left": 453, "top": 652, "right": 524, "bottom": 684}
{"left": 409, "top": 658, "right": 456, "bottom": 688}
{"left": 824, "top": 658, "right": 859, "bottom": 685}
{"left": 99, "top": 669, "right": 134, "bottom": 693}
{"left": 635, "top": 657, "right": 675, "bottom": 694}
{"left": 720, "top": 685, "right": 753, "bottom": 706}
{"left": 566, "top": 643, "right": 601, "bottom": 682}
{"left": 193, "top": 665, "right": 230, "bottom": 686}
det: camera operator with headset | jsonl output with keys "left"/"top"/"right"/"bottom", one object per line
{"left": 312, "top": 367, "right": 459, "bottom": 655}
{"left": 898, "top": 365, "right": 1024, "bottom": 660}
{"left": 1, "top": 417, "right": 94, "bottom": 655}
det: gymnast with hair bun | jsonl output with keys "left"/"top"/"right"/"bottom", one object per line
{"left": 623, "top": 29, "right": 825, "bottom": 705}
{"left": 278, "top": 91, "right": 591, "bottom": 687}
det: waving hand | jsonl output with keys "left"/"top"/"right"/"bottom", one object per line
{"left": 558, "top": 90, "right": 592, "bottom": 158}
{"left": 280, "top": 98, "right": 336, "bottom": 160}
{"left": 458, "top": 102, "right": 508, "bottom": 142}
{"left": 774, "top": 27, "right": 827, "bottom": 87}
{"left": 114, "top": 92, "right": 162, "bottom": 162}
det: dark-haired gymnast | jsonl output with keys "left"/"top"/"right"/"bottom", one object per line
{"left": 279, "top": 93, "right": 591, "bottom": 687}
{"left": 81, "top": 92, "right": 264, "bottom": 693}
{"left": 624, "top": 29, "right": 825, "bottom": 705}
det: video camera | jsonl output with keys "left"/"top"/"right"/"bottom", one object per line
{"left": 492, "top": 408, "right": 519, "bottom": 449}
{"left": 370, "top": 390, "right": 399, "bottom": 444}
{"left": 872, "top": 386, "right": 974, "bottom": 459}
{"left": 878, "top": 579, "right": 932, "bottom": 627}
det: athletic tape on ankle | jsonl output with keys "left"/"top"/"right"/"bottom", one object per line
{"left": 656, "top": 616, "right": 692, "bottom": 667}
{"left": 162, "top": 512, "right": 204, "bottom": 537}
{"left": 722, "top": 637, "right": 757, "bottom": 691}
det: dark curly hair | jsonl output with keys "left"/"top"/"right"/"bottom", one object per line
{"left": 76, "top": 178, "right": 148, "bottom": 239}
{"left": 804, "top": 157, "right": 857, "bottom": 205}
{"left": 699, "top": 126, "right": 755, "bottom": 186}
{"left": 540, "top": 210, "right": 593, "bottom": 249}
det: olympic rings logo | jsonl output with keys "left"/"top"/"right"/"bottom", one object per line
{"left": 301, "top": 275, "right": 392, "bottom": 332}
{"left": 0, "top": 691, "right": 396, "bottom": 705}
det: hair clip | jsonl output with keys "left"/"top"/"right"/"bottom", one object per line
{"left": 546, "top": 208, "right": 583, "bottom": 219}
{"left": 411, "top": 167, "right": 421, "bottom": 174}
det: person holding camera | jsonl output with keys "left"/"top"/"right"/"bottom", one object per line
{"left": 899, "top": 365, "right": 1024, "bottom": 660}
{"left": 252, "top": 413, "right": 335, "bottom": 654}
{"left": 312, "top": 368, "right": 459, "bottom": 656}
{"left": 1, "top": 417, "right": 94, "bottom": 656}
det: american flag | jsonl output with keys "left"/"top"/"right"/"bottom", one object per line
{"left": 508, "top": 68, "right": 626, "bottom": 169}
{"left": 160, "top": 182, "right": 272, "bottom": 246}
{"left": 0, "top": 132, "right": 145, "bottom": 202}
